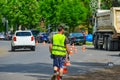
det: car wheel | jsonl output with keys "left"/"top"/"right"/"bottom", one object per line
{"left": 31, "top": 46, "right": 35, "bottom": 51}
{"left": 11, "top": 46, "right": 15, "bottom": 51}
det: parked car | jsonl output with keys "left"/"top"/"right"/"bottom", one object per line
{"left": 31, "top": 30, "right": 40, "bottom": 42}
{"left": 48, "top": 32, "right": 57, "bottom": 42}
{"left": 0, "top": 33, "right": 5, "bottom": 40}
{"left": 6, "top": 32, "right": 14, "bottom": 40}
{"left": 69, "top": 33, "right": 86, "bottom": 45}
{"left": 11, "top": 30, "right": 35, "bottom": 51}
{"left": 36, "top": 32, "right": 49, "bottom": 43}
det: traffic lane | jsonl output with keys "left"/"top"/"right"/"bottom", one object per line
{"left": 0, "top": 41, "right": 120, "bottom": 80}
{"left": 0, "top": 63, "right": 53, "bottom": 80}
{"left": 0, "top": 44, "right": 52, "bottom": 64}
{"left": 0, "top": 41, "right": 53, "bottom": 80}
{"left": 0, "top": 48, "right": 7, "bottom": 56}
{"left": 66, "top": 45, "right": 120, "bottom": 76}
{"left": 70, "top": 45, "right": 120, "bottom": 65}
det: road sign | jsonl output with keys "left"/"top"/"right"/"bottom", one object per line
{"left": 90, "top": 0, "right": 98, "bottom": 13}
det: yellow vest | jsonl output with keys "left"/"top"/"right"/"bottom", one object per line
{"left": 52, "top": 34, "right": 66, "bottom": 56}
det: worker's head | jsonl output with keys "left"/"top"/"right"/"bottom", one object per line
{"left": 58, "top": 25, "right": 64, "bottom": 33}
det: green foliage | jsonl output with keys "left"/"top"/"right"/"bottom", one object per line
{"left": 0, "top": 0, "right": 92, "bottom": 32}
{"left": 101, "top": 0, "right": 120, "bottom": 9}
{"left": 1, "top": 0, "right": 40, "bottom": 29}
{"left": 39, "top": 0, "right": 91, "bottom": 32}
{"left": 101, "top": 0, "right": 112, "bottom": 9}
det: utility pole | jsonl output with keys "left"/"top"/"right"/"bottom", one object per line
{"left": 90, "top": 0, "right": 101, "bottom": 34}
{"left": 98, "top": 0, "right": 101, "bottom": 10}
{"left": 2, "top": 17, "right": 8, "bottom": 34}
{"left": 5, "top": 19, "right": 8, "bottom": 34}
{"left": 90, "top": 0, "right": 98, "bottom": 34}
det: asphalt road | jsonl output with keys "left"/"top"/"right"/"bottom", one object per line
{"left": 0, "top": 41, "right": 120, "bottom": 80}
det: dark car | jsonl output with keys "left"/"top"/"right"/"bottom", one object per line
{"left": 36, "top": 32, "right": 49, "bottom": 43}
{"left": 69, "top": 33, "right": 86, "bottom": 45}
{"left": 31, "top": 30, "right": 39, "bottom": 42}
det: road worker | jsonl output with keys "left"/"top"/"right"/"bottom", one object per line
{"left": 49, "top": 25, "right": 70, "bottom": 80}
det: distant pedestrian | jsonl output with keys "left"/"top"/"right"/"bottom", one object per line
{"left": 82, "top": 31, "right": 86, "bottom": 52}
{"left": 49, "top": 25, "right": 70, "bottom": 80}
{"left": 82, "top": 31, "right": 86, "bottom": 45}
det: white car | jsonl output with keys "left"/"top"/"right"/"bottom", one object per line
{"left": 11, "top": 30, "right": 35, "bottom": 51}
{"left": 0, "top": 33, "right": 5, "bottom": 40}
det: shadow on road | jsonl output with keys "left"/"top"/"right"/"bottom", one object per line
{"left": 109, "top": 54, "right": 120, "bottom": 57}
{"left": 0, "top": 63, "right": 53, "bottom": 79}
{"left": 0, "top": 61, "right": 107, "bottom": 79}
{"left": 86, "top": 47, "right": 106, "bottom": 51}
{"left": 0, "top": 63, "right": 52, "bottom": 73}
{"left": 86, "top": 46, "right": 120, "bottom": 52}
{"left": 8, "top": 49, "right": 34, "bottom": 52}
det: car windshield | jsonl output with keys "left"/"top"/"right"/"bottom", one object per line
{"left": 70, "top": 33, "right": 83, "bottom": 37}
{"left": 16, "top": 32, "right": 31, "bottom": 36}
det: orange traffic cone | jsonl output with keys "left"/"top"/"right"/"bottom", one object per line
{"left": 82, "top": 45, "right": 86, "bottom": 52}
{"left": 36, "top": 40, "right": 38, "bottom": 46}
{"left": 69, "top": 47, "right": 73, "bottom": 55}
{"left": 63, "top": 63, "right": 68, "bottom": 74}
{"left": 74, "top": 47, "right": 78, "bottom": 53}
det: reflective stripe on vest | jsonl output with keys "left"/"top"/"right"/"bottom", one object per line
{"left": 52, "top": 34, "right": 66, "bottom": 56}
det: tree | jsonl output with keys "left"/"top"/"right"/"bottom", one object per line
{"left": 101, "top": 0, "right": 112, "bottom": 9}
{"left": 39, "top": 0, "right": 91, "bottom": 32}
{"left": 0, "top": 0, "right": 92, "bottom": 32}
{"left": 39, "top": 0, "right": 63, "bottom": 30}
{"left": 2, "top": 0, "right": 40, "bottom": 30}
{"left": 101, "top": 0, "right": 120, "bottom": 9}
{"left": 112, "top": 0, "right": 120, "bottom": 7}
{"left": 0, "top": 0, "right": 7, "bottom": 32}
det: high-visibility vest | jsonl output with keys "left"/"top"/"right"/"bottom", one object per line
{"left": 52, "top": 34, "right": 66, "bottom": 56}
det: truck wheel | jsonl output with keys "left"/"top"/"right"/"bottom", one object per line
{"left": 11, "top": 46, "right": 15, "bottom": 51}
{"left": 113, "top": 41, "right": 119, "bottom": 50}
{"left": 93, "top": 36, "right": 98, "bottom": 49}
{"left": 107, "top": 37, "right": 112, "bottom": 51}
{"left": 99, "top": 45, "right": 103, "bottom": 49}
{"left": 104, "top": 37, "right": 108, "bottom": 50}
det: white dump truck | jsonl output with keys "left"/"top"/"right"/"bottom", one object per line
{"left": 93, "top": 7, "right": 120, "bottom": 51}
